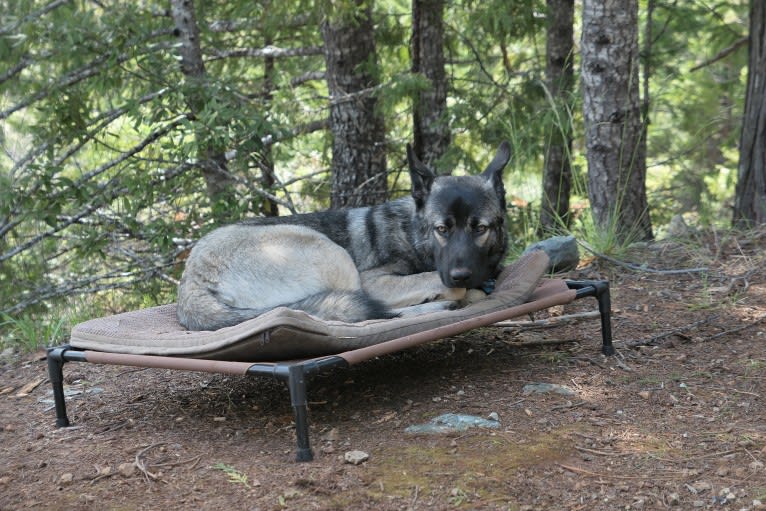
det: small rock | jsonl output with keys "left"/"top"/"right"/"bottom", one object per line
{"left": 750, "top": 460, "right": 764, "bottom": 471}
{"left": 59, "top": 473, "right": 74, "bottom": 485}
{"left": 487, "top": 412, "right": 500, "bottom": 421}
{"left": 667, "top": 492, "right": 680, "bottom": 506}
{"left": 0, "top": 476, "right": 10, "bottom": 485}
{"left": 404, "top": 413, "right": 500, "bottom": 434}
{"left": 638, "top": 390, "right": 651, "bottom": 400}
{"left": 344, "top": 450, "right": 369, "bottom": 465}
{"left": 118, "top": 463, "right": 136, "bottom": 477}
{"left": 692, "top": 500, "right": 705, "bottom": 508}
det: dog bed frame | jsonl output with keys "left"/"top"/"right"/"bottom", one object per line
{"left": 46, "top": 252, "right": 614, "bottom": 461}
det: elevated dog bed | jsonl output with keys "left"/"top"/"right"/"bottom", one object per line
{"left": 46, "top": 251, "right": 614, "bottom": 461}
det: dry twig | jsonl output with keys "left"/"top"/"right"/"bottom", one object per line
{"left": 704, "top": 313, "right": 766, "bottom": 341}
{"left": 579, "top": 241, "right": 708, "bottom": 275}
{"left": 622, "top": 315, "right": 719, "bottom": 348}
{"left": 135, "top": 443, "right": 166, "bottom": 482}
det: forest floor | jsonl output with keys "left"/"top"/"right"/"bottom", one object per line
{"left": 3, "top": 230, "right": 766, "bottom": 510}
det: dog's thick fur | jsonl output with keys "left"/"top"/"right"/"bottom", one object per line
{"left": 177, "top": 142, "right": 512, "bottom": 330}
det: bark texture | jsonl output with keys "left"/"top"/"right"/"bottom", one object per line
{"left": 733, "top": 0, "right": 766, "bottom": 227}
{"left": 170, "top": 0, "right": 235, "bottom": 203}
{"left": 540, "top": 0, "right": 574, "bottom": 233}
{"left": 322, "top": 2, "right": 388, "bottom": 209}
{"left": 581, "top": 0, "right": 652, "bottom": 241}
{"left": 411, "top": 0, "right": 450, "bottom": 170}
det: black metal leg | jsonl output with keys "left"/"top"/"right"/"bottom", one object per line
{"left": 595, "top": 282, "right": 615, "bottom": 356}
{"left": 287, "top": 364, "right": 313, "bottom": 462}
{"left": 47, "top": 347, "right": 70, "bottom": 427}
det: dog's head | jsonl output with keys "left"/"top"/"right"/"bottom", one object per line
{"left": 407, "top": 142, "right": 511, "bottom": 289}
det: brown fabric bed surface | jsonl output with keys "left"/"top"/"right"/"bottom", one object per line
{"left": 69, "top": 251, "right": 574, "bottom": 361}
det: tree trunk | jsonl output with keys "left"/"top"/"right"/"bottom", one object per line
{"left": 411, "top": 0, "right": 450, "bottom": 170}
{"left": 540, "top": 0, "right": 574, "bottom": 233}
{"left": 733, "top": 0, "right": 766, "bottom": 227}
{"left": 259, "top": 36, "right": 279, "bottom": 217}
{"left": 321, "top": 2, "right": 388, "bottom": 209}
{"left": 170, "top": 0, "right": 235, "bottom": 204}
{"left": 581, "top": 0, "right": 653, "bottom": 241}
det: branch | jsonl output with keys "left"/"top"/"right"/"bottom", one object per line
{"left": 205, "top": 45, "right": 323, "bottom": 62}
{"left": 1, "top": 93, "right": 168, "bottom": 239}
{"left": 0, "top": 0, "right": 72, "bottom": 36}
{"left": 207, "top": 13, "right": 312, "bottom": 33}
{"left": 621, "top": 314, "right": 719, "bottom": 348}
{"left": 1, "top": 265, "right": 164, "bottom": 316}
{"left": 689, "top": 36, "right": 748, "bottom": 72}
{"left": 578, "top": 241, "right": 709, "bottom": 274}
{"left": 0, "top": 55, "right": 34, "bottom": 85}
{"left": 262, "top": 118, "right": 330, "bottom": 146}
{"left": 290, "top": 70, "right": 326, "bottom": 87}
{"left": 704, "top": 313, "right": 766, "bottom": 341}
{"left": 0, "top": 32, "right": 174, "bottom": 120}
{"left": 447, "top": 24, "right": 508, "bottom": 91}
{"left": 0, "top": 119, "right": 185, "bottom": 262}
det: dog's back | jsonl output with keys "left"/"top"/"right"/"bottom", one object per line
{"left": 176, "top": 224, "right": 391, "bottom": 330}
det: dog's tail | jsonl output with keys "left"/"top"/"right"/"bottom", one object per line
{"left": 179, "top": 289, "right": 395, "bottom": 331}
{"left": 288, "top": 290, "right": 397, "bottom": 322}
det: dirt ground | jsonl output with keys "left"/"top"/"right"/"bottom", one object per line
{"left": 3, "top": 233, "right": 766, "bottom": 510}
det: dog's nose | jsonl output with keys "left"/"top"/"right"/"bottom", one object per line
{"left": 449, "top": 268, "right": 472, "bottom": 284}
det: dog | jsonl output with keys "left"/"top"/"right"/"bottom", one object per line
{"left": 176, "top": 141, "right": 512, "bottom": 330}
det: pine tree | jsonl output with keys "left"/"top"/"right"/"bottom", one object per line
{"left": 581, "top": 0, "right": 653, "bottom": 241}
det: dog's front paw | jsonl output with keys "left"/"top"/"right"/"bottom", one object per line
{"left": 460, "top": 289, "right": 487, "bottom": 306}
{"left": 437, "top": 287, "right": 466, "bottom": 301}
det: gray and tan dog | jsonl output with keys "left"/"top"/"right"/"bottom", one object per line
{"left": 177, "top": 142, "right": 512, "bottom": 330}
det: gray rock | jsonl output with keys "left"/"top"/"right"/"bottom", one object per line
{"left": 405, "top": 413, "right": 501, "bottom": 434}
{"left": 523, "top": 235, "right": 579, "bottom": 273}
{"left": 344, "top": 450, "right": 369, "bottom": 465}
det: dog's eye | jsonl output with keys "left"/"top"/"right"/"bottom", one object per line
{"left": 474, "top": 225, "right": 488, "bottom": 235}
{"left": 435, "top": 225, "right": 448, "bottom": 235}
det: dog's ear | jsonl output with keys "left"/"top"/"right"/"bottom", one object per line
{"left": 407, "top": 144, "right": 436, "bottom": 208}
{"left": 481, "top": 140, "right": 511, "bottom": 199}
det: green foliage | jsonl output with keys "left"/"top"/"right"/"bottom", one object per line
{"left": 0, "top": 312, "right": 67, "bottom": 352}
{"left": 644, "top": 0, "right": 748, "bottom": 227}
